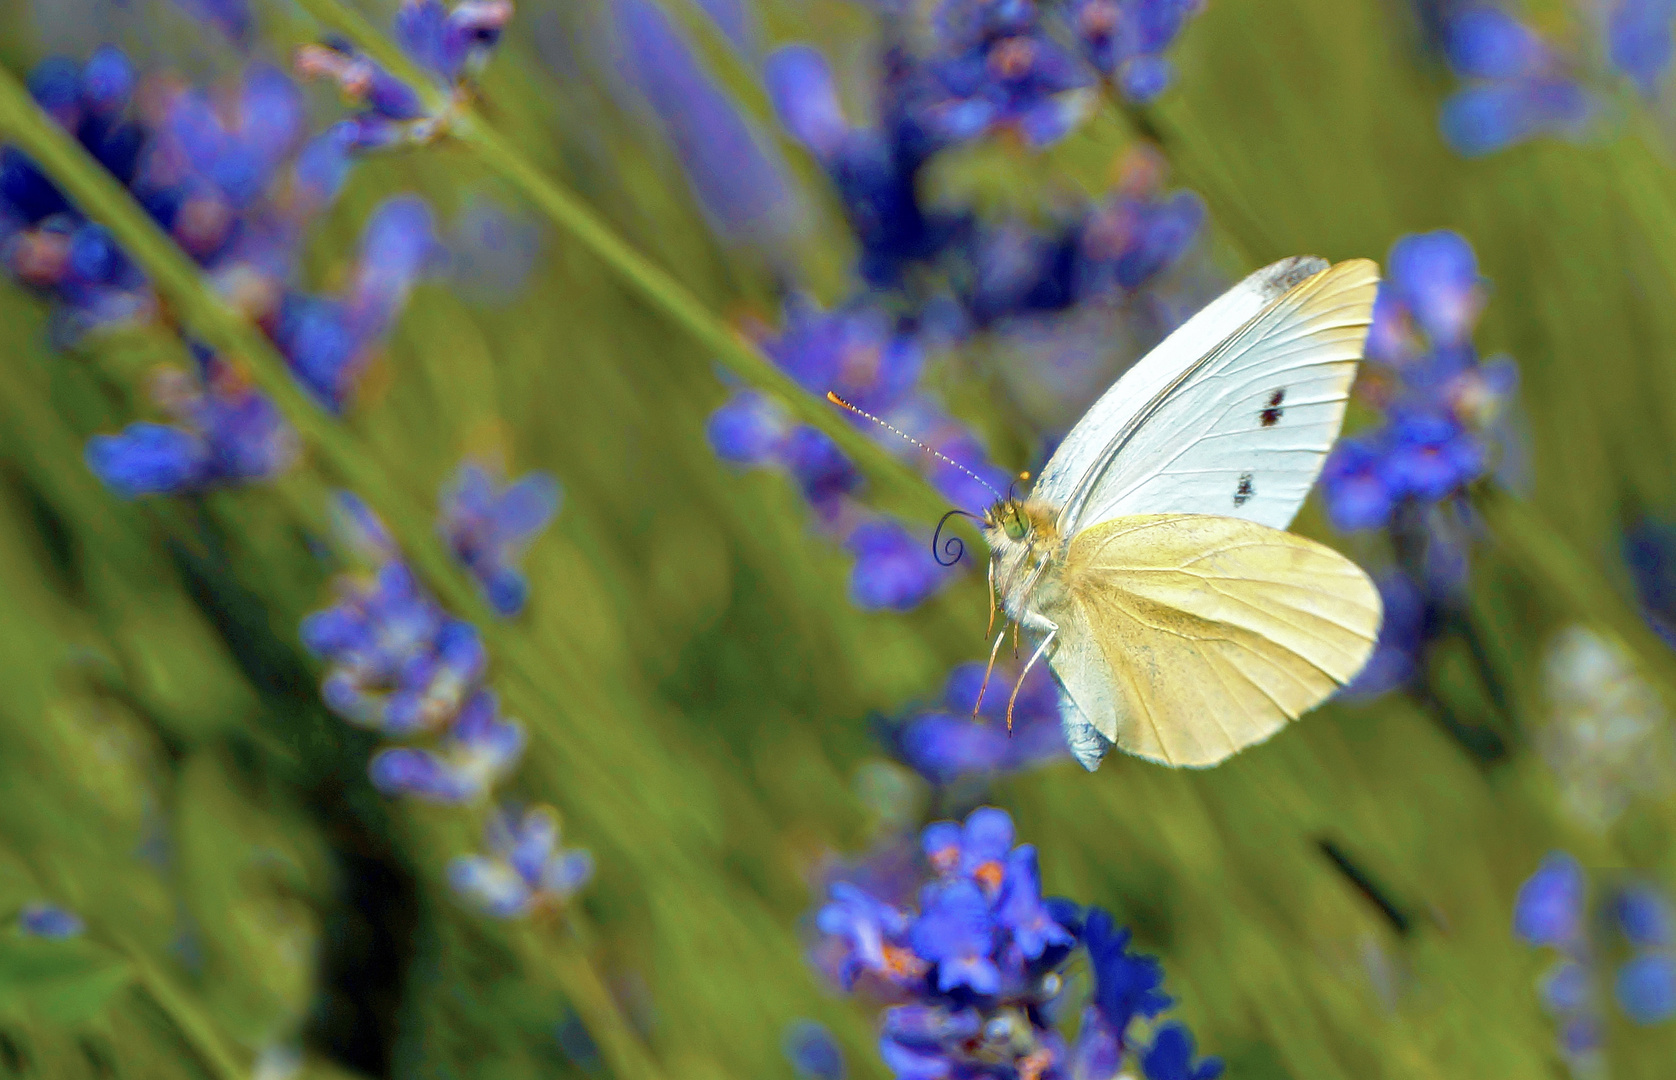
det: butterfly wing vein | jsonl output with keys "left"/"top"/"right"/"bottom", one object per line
{"left": 1043, "top": 515, "right": 1382, "bottom": 767}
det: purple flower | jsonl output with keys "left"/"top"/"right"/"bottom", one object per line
{"left": 769, "top": 301, "right": 925, "bottom": 416}
{"left": 816, "top": 881, "right": 921, "bottom": 991}
{"left": 85, "top": 422, "right": 212, "bottom": 497}
{"left": 847, "top": 520, "right": 945, "bottom": 611}
{"left": 1440, "top": 77, "right": 1591, "bottom": 157}
{"left": 440, "top": 461, "right": 562, "bottom": 616}
{"left": 1141, "top": 1023, "right": 1223, "bottom": 1080}
{"left": 995, "top": 847, "right": 1074, "bottom": 960}
{"left": 1385, "top": 231, "right": 1483, "bottom": 348}
{"left": 19, "top": 903, "right": 85, "bottom": 939}
{"left": 1071, "top": 0, "right": 1204, "bottom": 100}
{"left": 1609, "top": 0, "right": 1676, "bottom": 98}
{"left": 708, "top": 392, "right": 789, "bottom": 465}
{"left": 1444, "top": 6, "right": 1549, "bottom": 79}
{"left": 1341, "top": 572, "right": 1427, "bottom": 698}
{"left": 911, "top": 880, "right": 1001, "bottom": 994}
{"left": 1615, "top": 954, "right": 1676, "bottom": 1024}
{"left": 614, "top": 0, "right": 801, "bottom": 246}
{"left": 1613, "top": 885, "right": 1675, "bottom": 948}
{"left": 784, "top": 1020, "right": 846, "bottom": 1080}
{"left": 448, "top": 804, "right": 594, "bottom": 917}
{"left": 1514, "top": 852, "right": 1586, "bottom": 947}
{"left": 766, "top": 47, "right": 850, "bottom": 160}
{"left": 369, "top": 689, "right": 525, "bottom": 801}
{"left": 1085, "top": 908, "right": 1171, "bottom": 1031}
{"left": 1322, "top": 437, "right": 1397, "bottom": 532}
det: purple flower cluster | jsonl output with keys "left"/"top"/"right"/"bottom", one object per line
{"left": 813, "top": 807, "right": 1220, "bottom": 1080}
{"left": 1434, "top": 5, "right": 1593, "bottom": 156}
{"left": 888, "top": 661, "right": 1068, "bottom": 785}
{"left": 1, "top": 50, "right": 442, "bottom": 496}
{"left": 301, "top": 493, "right": 586, "bottom": 917}
{"left": 85, "top": 347, "right": 298, "bottom": 497}
{"left": 439, "top": 461, "right": 562, "bottom": 616}
{"left": 295, "top": 0, "right": 514, "bottom": 150}
{"left": 1514, "top": 853, "right": 1676, "bottom": 1071}
{"left": 1322, "top": 230, "right": 1510, "bottom": 535}
{"left": 302, "top": 493, "right": 521, "bottom": 802}
{"left": 447, "top": 804, "right": 594, "bottom": 917}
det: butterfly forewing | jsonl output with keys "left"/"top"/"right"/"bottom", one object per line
{"left": 1031, "top": 256, "right": 1329, "bottom": 519}
{"left": 1044, "top": 514, "right": 1382, "bottom": 768}
{"left": 1046, "top": 258, "right": 1379, "bottom": 534}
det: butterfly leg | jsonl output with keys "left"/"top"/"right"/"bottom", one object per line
{"left": 985, "top": 557, "right": 998, "bottom": 639}
{"left": 972, "top": 625, "right": 1009, "bottom": 718}
{"left": 1007, "top": 619, "right": 1058, "bottom": 733}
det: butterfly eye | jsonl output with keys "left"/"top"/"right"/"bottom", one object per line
{"left": 1003, "top": 508, "right": 1029, "bottom": 541}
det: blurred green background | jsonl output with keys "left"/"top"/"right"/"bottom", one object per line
{"left": 1, "top": 0, "right": 1675, "bottom": 1077}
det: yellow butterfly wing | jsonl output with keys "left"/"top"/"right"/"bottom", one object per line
{"left": 1045, "top": 514, "right": 1382, "bottom": 768}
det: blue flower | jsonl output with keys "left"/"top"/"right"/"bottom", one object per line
{"left": 1141, "top": 1022, "right": 1223, "bottom": 1080}
{"left": 85, "top": 423, "right": 212, "bottom": 497}
{"left": 1444, "top": 6, "right": 1549, "bottom": 79}
{"left": 1609, "top": 0, "right": 1676, "bottom": 98}
{"left": 301, "top": 550, "right": 488, "bottom": 734}
{"left": 920, "top": 1, "right": 1094, "bottom": 148}
{"left": 1341, "top": 572, "right": 1427, "bottom": 698}
{"left": 1615, "top": 954, "right": 1676, "bottom": 1024}
{"left": 911, "top": 880, "right": 1001, "bottom": 993}
{"left": 398, "top": 0, "right": 515, "bottom": 82}
{"left": 1071, "top": 0, "right": 1205, "bottom": 101}
{"left": 816, "top": 881, "right": 921, "bottom": 991}
{"left": 707, "top": 392, "right": 789, "bottom": 465}
{"left": 447, "top": 804, "right": 593, "bottom": 917}
{"left": 784, "top": 1020, "right": 846, "bottom": 1080}
{"left": 1085, "top": 908, "right": 1172, "bottom": 1031}
{"left": 614, "top": 0, "right": 801, "bottom": 246}
{"left": 1514, "top": 852, "right": 1586, "bottom": 947}
{"left": 1613, "top": 884, "right": 1675, "bottom": 948}
{"left": 765, "top": 47, "right": 851, "bottom": 160}
{"left": 1385, "top": 231, "right": 1483, "bottom": 348}
{"left": 440, "top": 461, "right": 562, "bottom": 616}
{"left": 369, "top": 689, "right": 525, "bottom": 802}
{"left": 18, "top": 903, "right": 85, "bottom": 939}
{"left": 847, "top": 521, "right": 945, "bottom": 612}
{"left": 995, "top": 847, "right": 1074, "bottom": 960}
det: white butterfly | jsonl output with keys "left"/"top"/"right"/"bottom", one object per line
{"left": 978, "top": 256, "right": 1384, "bottom": 770}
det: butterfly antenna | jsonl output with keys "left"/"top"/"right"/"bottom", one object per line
{"left": 826, "top": 392, "right": 1003, "bottom": 501}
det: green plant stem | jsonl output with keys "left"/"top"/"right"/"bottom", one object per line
{"left": 1474, "top": 486, "right": 1676, "bottom": 705}
{"left": 285, "top": 0, "right": 964, "bottom": 533}
{"left": 119, "top": 944, "right": 247, "bottom": 1080}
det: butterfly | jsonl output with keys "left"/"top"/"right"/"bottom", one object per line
{"left": 974, "top": 256, "right": 1384, "bottom": 771}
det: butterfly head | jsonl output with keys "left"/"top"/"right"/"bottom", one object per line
{"left": 988, "top": 499, "right": 1031, "bottom": 541}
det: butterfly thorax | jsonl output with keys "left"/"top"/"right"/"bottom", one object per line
{"left": 982, "top": 497, "right": 1065, "bottom": 621}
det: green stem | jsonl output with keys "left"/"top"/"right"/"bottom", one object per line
{"left": 285, "top": 0, "right": 961, "bottom": 531}
{"left": 118, "top": 943, "right": 247, "bottom": 1080}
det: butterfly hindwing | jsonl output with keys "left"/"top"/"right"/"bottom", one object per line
{"left": 1046, "top": 258, "right": 1379, "bottom": 534}
{"left": 1043, "top": 514, "right": 1382, "bottom": 768}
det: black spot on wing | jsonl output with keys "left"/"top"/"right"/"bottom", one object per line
{"left": 1260, "top": 388, "right": 1286, "bottom": 427}
{"left": 1234, "top": 472, "right": 1255, "bottom": 507}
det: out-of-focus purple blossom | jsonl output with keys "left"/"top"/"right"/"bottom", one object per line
{"left": 1614, "top": 885, "right": 1675, "bottom": 948}
{"left": 846, "top": 520, "right": 946, "bottom": 611}
{"left": 766, "top": 47, "right": 850, "bottom": 160}
{"left": 1342, "top": 572, "right": 1428, "bottom": 699}
{"left": 785, "top": 1020, "right": 846, "bottom": 1080}
{"left": 1435, "top": 6, "right": 1593, "bottom": 157}
{"left": 398, "top": 0, "right": 515, "bottom": 82}
{"left": 614, "top": 0, "right": 801, "bottom": 247}
{"left": 1616, "top": 954, "right": 1676, "bottom": 1024}
{"left": 85, "top": 351, "right": 299, "bottom": 497}
{"left": 369, "top": 688, "right": 525, "bottom": 801}
{"left": 919, "top": 0, "right": 1093, "bottom": 147}
{"left": 1323, "top": 231, "right": 1507, "bottom": 535}
{"left": 446, "top": 193, "right": 543, "bottom": 302}
{"left": 447, "top": 804, "right": 593, "bottom": 917}
{"left": 1623, "top": 518, "right": 1676, "bottom": 649}
{"left": 1609, "top": 0, "right": 1676, "bottom": 98}
{"left": 302, "top": 496, "right": 490, "bottom": 734}
{"left": 812, "top": 807, "right": 1213, "bottom": 1080}
{"left": 19, "top": 903, "right": 85, "bottom": 939}
{"left": 892, "top": 661, "right": 1066, "bottom": 783}
{"left": 1515, "top": 853, "right": 1587, "bottom": 947}
{"left": 440, "top": 461, "right": 562, "bottom": 616}
{"left": 771, "top": 301, "right": 925, "bottom": 415}
{"left": 1070, "top": 0, "right": 1205, "bottom": 102}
